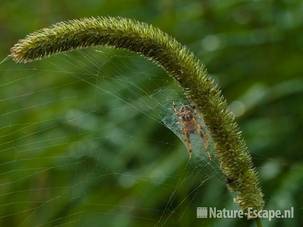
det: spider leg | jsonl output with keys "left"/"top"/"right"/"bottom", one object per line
{"left": 197, "top": 124, "right": 211, "bottom": 160}
{"left": 183, "top": 130, "right": 192, "bottom": 159}
{"left": 172, "top": 101, "right": 178, "bottom": 114}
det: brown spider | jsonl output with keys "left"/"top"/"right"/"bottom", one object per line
{"left": 173, "top": 102, "right": 210, "bottom": 159}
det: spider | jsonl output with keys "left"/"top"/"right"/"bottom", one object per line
{"left": 173, "top": 102, "right": 210, "bottom": 160}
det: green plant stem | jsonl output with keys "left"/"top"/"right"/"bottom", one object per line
{"left": 255, "top": 218, "right": 263, "bottom": 227}
{"left": 10, "top": 16, "right": 264, "bottom": 211}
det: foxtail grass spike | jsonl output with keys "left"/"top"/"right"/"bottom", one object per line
{"left": 10, "top": 17, "right": 264, "bottom": 212}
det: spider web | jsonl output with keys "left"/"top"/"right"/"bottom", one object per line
{"left": 0, "top": 48, "right": 229, "bottom": 227}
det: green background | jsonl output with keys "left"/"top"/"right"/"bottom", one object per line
{"left": 0, "top": 0, "right": 302, "bottom": 226}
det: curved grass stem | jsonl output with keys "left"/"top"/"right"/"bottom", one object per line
{"left": 10, "top": 16, "right": 264, "bottom": 212}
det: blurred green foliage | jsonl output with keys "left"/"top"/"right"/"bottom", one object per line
{"left": 0, "top": 0, "right": 302, "bottom": 226}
